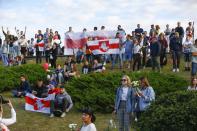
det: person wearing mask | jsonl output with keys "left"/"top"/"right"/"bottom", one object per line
{"left": 114, "top": 75, "right": 133, "bottom": 131}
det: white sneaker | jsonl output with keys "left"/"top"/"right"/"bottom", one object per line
{"left": 50, "top": 114, "right": 54, "bottom": 118}
{"left": 61, "top": 112, "right": 66, "bottom": 118}
{"left": 176, "top": 68, "right": 179, "bottom": 72}
{"left": 172, "top": 69, "right": 176, "bottom": 72}
{"left": 134, "top": 117, "right": 138, "bottom": 122}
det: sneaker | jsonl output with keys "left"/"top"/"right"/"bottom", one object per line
{"left": 176, "top": 68, "right": 179, "bottom": 72}
{"left": 50, "top": 114, "right": 54, "bottom": 118}
{"left": 172, "top": 69, "right": 176, "bottom": 72}
{"left": 61, "top": 112, "right": 66, "bottom": 118}
{"left": 134, "top": 117, "right": 138, "bottom": 122}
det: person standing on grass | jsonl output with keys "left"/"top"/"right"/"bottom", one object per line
{"left": 170, "top": 32, "right": 182, "bottom": 72}
{"left": 158, "top": 33, "right": 168, "bottom": 68}
{"left": 150, "top": 36, "right": 161, "bottom": 72}
{"left": 191, "top": 39, "right": 197, "bottom": 78}
{"left": 80, "top": 108, "right": 97, "bottom": 131}
{"left": 35, "top": 35, "right": 44, "bottom": 64}
{"left": 175, "top": 22, "right": 184, "bottom": 44}
{"left": 123, "top": 34, "right": 134, "bottom": 69}
{"left": 183, "top": 36, "right": 193, "bottom": 71}
{"left": 133, "top": 38, "right": 142, "bottom": 71}
{"left": 114, "top": 75, "right": 133, "bottom": 131}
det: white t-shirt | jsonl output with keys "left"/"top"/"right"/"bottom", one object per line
{"left": 133, "top": 45, "right": 141, "bottom": 54}
{"left": 121, "top": 87, "right": 128, "bottom": 101}
{"left": 80, "top": 123, "right": 97, "bottom": 131}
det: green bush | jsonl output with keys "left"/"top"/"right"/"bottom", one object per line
{"left": 137, "top": 91, "right": 197, "bottom": 131}
{"left": 0, "top": 64, "right": 47, "bottom": 92}
{"left": 66, "top": 71, "right": 188, "bottom": 113}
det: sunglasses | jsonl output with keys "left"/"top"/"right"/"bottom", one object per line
{"left": 121, "top": 79, "right": 127, "bottom": 81}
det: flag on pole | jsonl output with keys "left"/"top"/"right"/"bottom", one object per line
{"left": 25, "top": 93, "right": 55, "bottom": 114}
{"left": 87, "top": 39, "right": 120, "bottom": 55}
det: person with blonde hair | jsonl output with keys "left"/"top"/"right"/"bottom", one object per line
{"left": 114, "top": 75, "right": 133, "bottom": 131}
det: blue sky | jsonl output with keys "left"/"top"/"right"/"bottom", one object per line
{"left": 0, "top": 0, "right": 196, "bottom": 39}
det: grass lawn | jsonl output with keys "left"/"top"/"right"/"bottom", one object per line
{"left": 1, "top": 55, "right": 191, "bottom": 131}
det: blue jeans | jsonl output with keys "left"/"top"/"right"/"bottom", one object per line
{"left": 1, "top": 53, "right": 9, "bottom": 66}
{"left": 192, "top": 62, "right": 197, "bottom": 76}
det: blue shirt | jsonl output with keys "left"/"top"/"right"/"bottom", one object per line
{"left": 137, "top": 86, "right": 155, "bottom": 111}
{"left": 115, "top": 87, "right": 133, "bottom": 113}
{"left": 124, "top": 40, "right": 134, "bottom": 54}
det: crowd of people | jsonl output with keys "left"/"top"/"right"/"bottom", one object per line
{"left": 0, "top": 22, "right": 196, "bottom": 76}
{"left": 0, "top": 21, "right": 197, "bottom": 131}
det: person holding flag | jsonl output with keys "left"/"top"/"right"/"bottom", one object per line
{"left": 35, "top": 35, "right": 44, "bottom": 64}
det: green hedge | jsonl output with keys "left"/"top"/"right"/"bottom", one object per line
{"left": 137, "top": 91, "right": 197, "bottom": 131}
{"left": 66, "top": 71, "right": 188, "bottom": 113}
{"left": 0, "top": 64, "right": 47, "bottom": 92}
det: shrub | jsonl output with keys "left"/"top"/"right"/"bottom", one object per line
{"left": 0, "top": 64, "right": 47, "bottom": 92}
{"left": 66, "top": 71, "right": 188, "bottom": 113}
{"left": 137, "top": 91, "right": 197, "bottom": 131}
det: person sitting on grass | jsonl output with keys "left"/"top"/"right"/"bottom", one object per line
{"left": 32, "top": 79, "right": 48, "bottom": 98}
{"left": 50, "top": 86, "right": 73, "bottom": 118}
{"left": 82, "top": 60, "right": 91, "bottom": 74}
{"left": 55, "top": 64, "right": 64, "bottom": 84}
{"left": 64, "top": 63, "right": 78, "bottom": 82}
{"left": 92, "top": 59, "right": 105, "bottom": 73}
{"left": 12, "top": 75, "right": 31, "bottom": 97}
{"left": 0, "top": 99, "right": 16, "bottom": 131}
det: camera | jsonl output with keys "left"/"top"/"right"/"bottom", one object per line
{"left": 0, "top": 95, "right": 9, "bottom": 104}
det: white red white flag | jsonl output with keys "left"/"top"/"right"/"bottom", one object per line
{"left": 64, "top": 31, "right": 120, "bottom": 55}
{"left": 25, "top": 93, "right": 55, "bottom": 114}
{"left": 87, "top": 39, "right": 120, "bottom": 55}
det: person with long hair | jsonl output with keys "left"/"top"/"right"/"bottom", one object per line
{"left": 187, "top": 77, "right": 197, "bottom": 90}
{"left": 114, "top": 75, "right": 133, "bottom": 131}
{"left": 80, "top": 108, "right": 96, "bottom": 131}
{"left": 135, "top": 77, "right": 155, "bottom": 120}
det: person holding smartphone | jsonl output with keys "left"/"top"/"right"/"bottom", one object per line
{"left": 135, "top": 77, "right": 155, "bottom": 121}
{"left": 0, "top": 99, "right": 16, "bottom": 131}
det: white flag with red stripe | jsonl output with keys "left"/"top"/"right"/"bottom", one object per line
{"left": 87, "top": 39, "right": 120, "bottom": 55}
{"left": 64, "top": 31, "right": 120, "bottom": 55}
{"left": 25, "top": 93, "right": 55, "bottom": 114}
